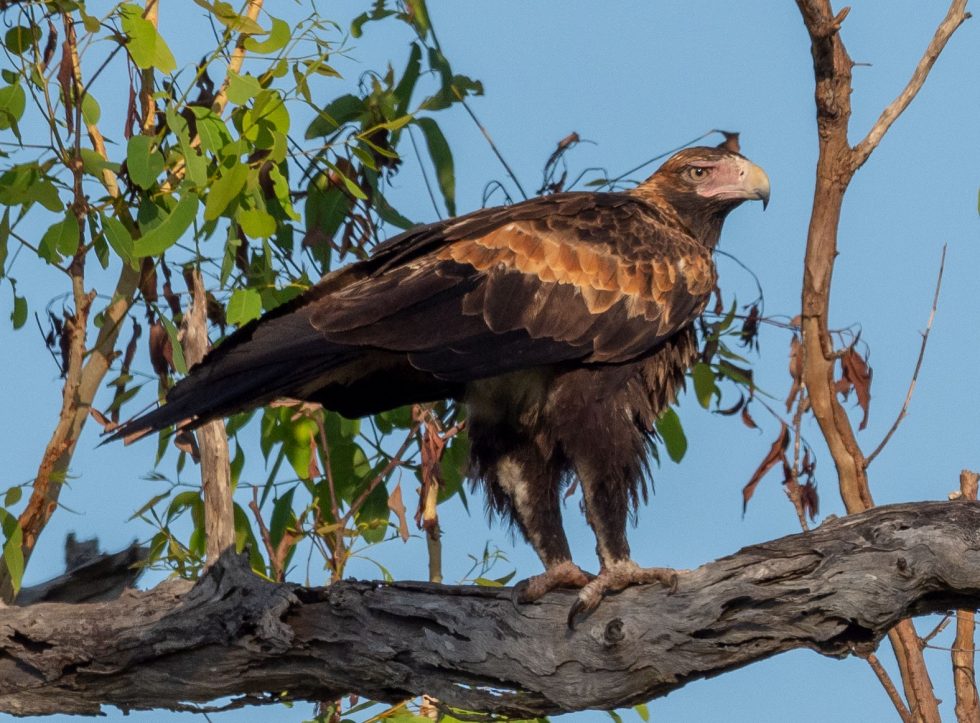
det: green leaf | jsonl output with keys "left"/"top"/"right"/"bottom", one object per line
{"left": 225, "top": 71, "right": 262, "bottom": 105}
{"left": 126, "top": 135, "right": 164, "bottom": 189}
{"left": 238, "top": 206, "right": 276, "bottom": 238}
{"left": 134, "top": 191, "right": 198, "bottom": 256}
{"left": 269, "top": 486, "right": 297, "bottom": 548}
{"left": 225, "top": 287, "right": 262, "bottom": 326}
{"left": 414, "top": 117, "right": 455, "bottom": 216}
{"left": 240, "top": 90, "right": 290, "bottom": 147}
{"left": 655, "top": 408, "right": 687, "bottom": 463}
{"left": 119, "top": 4, "right": 177, "bottom": 73}
{"left": 0, "top": 82, "right": 26, "bottom": 132}
{"left": 305, "top": 94, "right": 365, "bottom": 139}
{"left": 191, "top": 107, "right": 233, "bottom": 154}
{"left": 204, "top": 163, "right": 248, "bottom": 220}
{"left": 404, "top": 0, "right": 432, "bottom": 35}
{"left": 4, "top": 25, "right": 40, "bottom": 55}
{"left": 692, "top": 362, "right": 717, "bottom": 409}
{"left": 2, "top": 522, "right": 23, "bottom": 597}
{"left": 159, "top": 314, "right": 187, "bottom": 375}
{"left": 194, "top": 0, "right": 265, "bottom": 34}
{"left": 128, "top": 491, "right": 171, "bottom": 521}
{"left": 4, "top": 486, "right": 21, "bottom": 507}
{"left": 394, "top": 42, "right": 422, "bottom": 116}
{"left": 101, "top": 213, "right": 135, "bottom": 267}
{"left": 39, "top": 214, "right": 80, "bottom": 263}
{"left": 326, "top": 162, "right": 367, "bottom": 200}
{"left": 80, "top": 92, "right": 101, "bottom": 125}
{"left": 268, "top": 165, "right": 299, "bottom": 221}
{"left": 634, "top": 703, "right": 650, "bottom": 722}
{"left": 243, "top": 17, "right": 290, "bottom": 54}
{"left": 10, "top": 291, "right": 26, "bottom": 329}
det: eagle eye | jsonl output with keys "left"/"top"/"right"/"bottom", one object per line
{"left": 687, "top": 166, "right": 709, "bottom": 180}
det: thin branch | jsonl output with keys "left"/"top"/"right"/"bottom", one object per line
{"left": 851, "top": 0, "right": 971, "bottom": 169}
{"left": 865, "top": 244, "right": 946, "bottom": 466}
{"left": 455, "top": 93, "right": 527, "bottom": 200}
{"left": 341, "top": 424, "right": 419, "bottom": 528}
{"left": 408, "top": 124, "right": 443, "bottom": 219}
{"left": 865, "top": 653, "right": 913, "bottom": 723}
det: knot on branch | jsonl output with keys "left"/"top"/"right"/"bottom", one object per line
{"left": 809, "top": 6, "right": 851, "bottom": 39}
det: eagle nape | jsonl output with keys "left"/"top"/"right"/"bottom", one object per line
{"left": 111, "top": 144, "right": 770, "bottom": 629}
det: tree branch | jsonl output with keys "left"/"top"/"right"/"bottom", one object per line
{"left": 851, "top": 0, "right": 970, "bottom": 169}
{"left": 181, "top": 268, "right": 235, "bottom": 564}
{"left": 3, "top": 502, "right": 980, "bottom": 717}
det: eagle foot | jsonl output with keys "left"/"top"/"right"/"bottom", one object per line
{"left": 567, "top": 559, "right": 683, "bottom": 629}
{"left": 511, "top": 560, "right": 594, "bottom": 608}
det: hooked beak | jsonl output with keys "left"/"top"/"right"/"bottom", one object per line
{"left": 740, "top": 158, "right": 770, "bottom": 210}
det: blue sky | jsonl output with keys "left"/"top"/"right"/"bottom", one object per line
{"left": 2, "top": 2, "right": 979, "bottom": 721}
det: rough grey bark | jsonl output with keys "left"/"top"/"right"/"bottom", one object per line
{"left": 2, "top": 501, "right": 980, "bottom": 718}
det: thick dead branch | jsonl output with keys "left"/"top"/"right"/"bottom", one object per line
{"left": 2, "top": 501, "right": 980, "bottom": 718}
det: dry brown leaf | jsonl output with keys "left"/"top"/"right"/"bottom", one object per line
{"left": 800, "top": 481, "right": 820, "bottom": 520}
{"left": 839, "top": 348, "right": 872, "bottom": 430}
{"left": 716, "top": 394, "right": 744, "bottom": 416}
{"left": 740, "top": 403, "right": 759, "bottom": 430}
{"left": 742, "top": 423, "right": 789, "bottom": 513}
{"left": 739, "top": 303, "right": 760, "bottom": 349}
{"left": 716, "top": 131, "right": 741, "bottom": 153}
{"left": 307, "top": 434, "right": 321, "bottom": 480}
{"left": 388, "top": 484, "right": 410, "bottom": 543}
{"left": 57, "top": 40, "right": 74, "bottom": 135}
{"left": 148, "top": 321, "right": 173, "bottom": 380}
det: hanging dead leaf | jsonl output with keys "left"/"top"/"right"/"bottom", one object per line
{"left": 742, "top": 423, "right": 789, "bottom": 513}
{"left": 148, "top": 320, "right": 174, "bottom": 380}
{"left": 41, "top": 20, "right": 57, "bottom": 72}
{"left": 838, "top": 347, "right": 872, "bottom": 430}
{"left": 740, "top": 403, "right": 759, "bottom": 430}
{"left": 739, "top": 303, "right": 760, "bottom": 350}
{"left": 307, "top": 434, "right": 321, "bottom": 480}
{"left": 800, "top": 481, "right": 819, "bottom": 520}
{"left": 139, "top": 258, "right": 158, "bottom": 303}
{"left": 57, "top": 40, "right": 74, "bottom": 135}
{"left": 716, "top": 393, "right": 745, "bottom": 416}
{"left": 715, "top": 131, "right": 740, "bottom": 153}
{"left": 388, "top": 483, "right": 410, "bottom": 543}
{"left": 160, "top": 259, "right": 182, "bottom": 317}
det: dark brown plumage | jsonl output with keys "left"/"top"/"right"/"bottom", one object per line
{"left": 114, "top": 145, "right": 769, "bottom": 621}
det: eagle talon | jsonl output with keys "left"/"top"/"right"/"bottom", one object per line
{"left": 567, "top": 598, "right": 589, "bottom": 629}
{"left": 510, "top": 580, "right": 530, "bottom": 609}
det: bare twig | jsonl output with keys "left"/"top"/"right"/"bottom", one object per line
{"left": 455, "top": 93, "right": 527, "bottom": 200}
{"left": 341, "top": 425, "right": 420, "bottom": 527}
{"left": 852, "top": 1, "right": 971, "bottom": 169}
{"left": 865, "top": 652, "right": 913, "bottom": 723}
{"left": 866, "top": 244, "right": 946, "bottom": 466}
